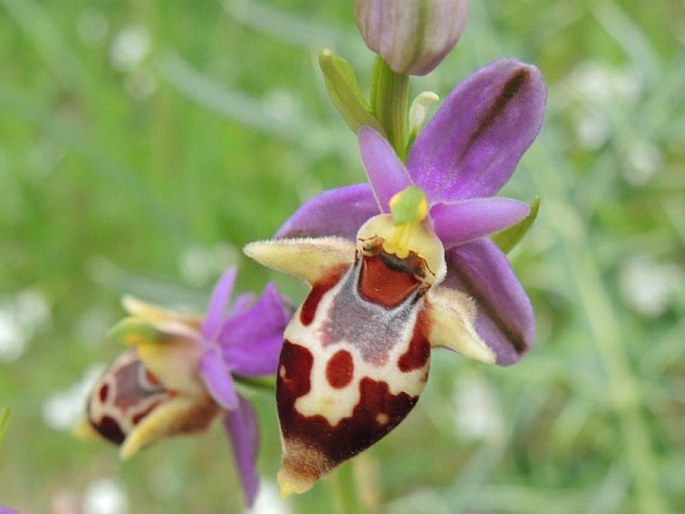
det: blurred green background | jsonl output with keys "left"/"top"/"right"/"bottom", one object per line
{"left": 1, "top": 0, "right": 684, "bottom": 513}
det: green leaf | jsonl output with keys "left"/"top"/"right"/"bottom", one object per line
{"left": 319, "top": 50, "right": 383, "bottom": 134}
{"left": 0, "top": 407, "right": 10, "bottom": 451}
{"left": 493, "top": 196, "right": 541, "bottom": 253}
{"left": 107, "top": 319, "right": 162, "bottom": 347}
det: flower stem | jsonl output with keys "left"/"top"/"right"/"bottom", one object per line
{"left": 329, "top": 460, "right": 368, "bottom": 514}
{"left": 233, "top": 375, "right": 276, "bottom": 391}
{"left": 370, "top": 57, "right": 410, "bottom": 160}
{"left": 0, "top": 407, "right": 9, "bottom": 451}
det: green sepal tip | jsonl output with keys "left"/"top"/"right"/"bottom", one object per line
{"left": 319, "top": 50, "right": 384, "bottom": 134}
{"left": 493, "top": 196, "right": 541, "bottom": 253}
{"left": 107, "top": 318, "right": 162, "bottom": 347}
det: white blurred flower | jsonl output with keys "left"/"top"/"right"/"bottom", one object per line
{"left": 110, "top": 25, "right": 151, "bottom": 71}
{"left": 576, "top": 114, "right": 610, "bottom": 150}
{"left": 619, "top": 256, "right": 684, "bottom": 317}
{"left": 564, "top": 61, "right": 640, "bottom": 104}
{"left": 42, "top": 364, "right": 105, "bottom": 431}
{"left": 262, "top": 89, "right": 301, "bottom": 122}
{"left": 179, "top": 243, "right": 239, "bottom": 287}
{"left": 562, "top": 62, "right": 641, "bottom": 151}
{"left": 248, "top": 481, "right": 292, "bottom": 514}
{"left": 452, "top": 373, "right": 502, "bottom": 440}
{"left": 624, "top": 141, "right": 663, "bottom": 185}
{"left": 0, "top": 289, "right": 51, "bottom": 362}
{"left": 83, "top": 478, "right": 128, "bottom": 514}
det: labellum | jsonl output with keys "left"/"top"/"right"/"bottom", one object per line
{"left": 245, "top": 187, "right": 495, "bottom": 496}
{"left": 85, "top": 351, "right": 219, "bottom": 458}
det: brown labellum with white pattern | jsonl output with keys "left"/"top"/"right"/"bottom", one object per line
{"left": 245, "top": 208, "right": 496, "bottom": 496}
{"left": 87, "top": 351, "right": 170, "bottom": 444}
{"left": 276, "top": 238, "right": 432, "bottom": 494}
{"left": 86, "top": 351, "right": 219, "bottom": 457}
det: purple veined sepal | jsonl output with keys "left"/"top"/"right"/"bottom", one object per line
{"left": 407, "top": 58, "right": 547, "bottom": 201}
{"left": 443, "top": 238, "right": 535, "bottom": 365}
{"left": 223, "top": 396, "right": 261, "bottom": 507}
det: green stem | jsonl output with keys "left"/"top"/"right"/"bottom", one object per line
{"left": 233, "top": 375, "right": 276, "bottom": 392}
{"left": 370, "top": 57, "right": 410, "bottom": 160}
{"left": 330, "top": 460, "right": 368, "bottom": 514}
{"left": 0, "top": 407, "right": 9, "bottom": 452}
{"left": 530, "top": 144, "right": 668, "bottom": 514}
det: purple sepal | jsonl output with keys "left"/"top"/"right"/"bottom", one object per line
{"left": 443, "top": 238, "right": 535, "bottom": 365}
{"left": 202, "top": 268, "right": 237, "bottom": 341}
{"left": 431, "top": 197, "right": 529, "bottom": 248}
{"left": 408, "top": 58, "right": 547, "bottom": 201}
{"left": 199, "top": 346, "right": 239, "bottom": 410}
{"left": 275, "top": 184, "right": 378, "bottom": 241}
{"left": 218, "top": 283, "right": 290, "bottom": 377}
{"left": 224, "top": 396, "right": 260, "bottom": 507}
{"left": 358, "top": 126, "right": 412, "bottom": 211}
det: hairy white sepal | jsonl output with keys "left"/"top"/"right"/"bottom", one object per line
{"left": 427, "top": 286, "right": 495, "bottom": 363}
{"left": 244, "top": 237, "right": 355, "bottom": 284}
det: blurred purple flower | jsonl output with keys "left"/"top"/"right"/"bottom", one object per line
{"left": 85, "top": 268, "right": 291, "bottom": 507}
{"left": 355, "top": 0, "right": 469, "bottom": 75}
{"left": 277, "top": 58, "right": 546, "bottom": 364}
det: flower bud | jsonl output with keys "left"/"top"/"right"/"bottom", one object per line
{"left": 354, "top": 0, "right": 469, "bottom": 75}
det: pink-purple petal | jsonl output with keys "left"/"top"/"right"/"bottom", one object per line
{"left": 275, "top": 184, "right": 379, "bottom": 241}
{"left": 358, "top": 126, "right": 413, "bottom": 211}
{"left": 218, "top": 283, "right": 290, "bottom": 376}
{"left": 407, "top": 58, "right": 547, "bottom": 201}
{"left": 202, "top": 268, "right": 237, "bottom": 341}
{"left": 223, "top": 396, "right": 260, "bottom": 507}
{"left": 229, "top": 292, "right": 258, "bottom": 319}
{"left": 199, "top": 347, "right": 240, "bottom": 410}
{"left": 431, "top": 197, "right": 530, "bottom": 248}
{"left": 442, "top": 238, "right": 535, "bottom": 365}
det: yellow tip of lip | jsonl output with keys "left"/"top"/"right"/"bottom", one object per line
{"left": 277, "top": 468, "right": 315, "bottom": 498}
{"left": 72, "top": 418, "right": 101, "bottom": 441}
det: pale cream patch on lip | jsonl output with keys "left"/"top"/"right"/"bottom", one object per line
{"left": 286, "top": 272, "right": 429, "bottom": 427}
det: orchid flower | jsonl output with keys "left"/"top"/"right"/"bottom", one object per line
{"left": 244, "top": 58, "right": 546, "bottom": 495}
{"left": 278, "top": 58, "right": 546, "bottom": 364}
{"left": 83, "top": 269, "right": 291, "bottom": 506}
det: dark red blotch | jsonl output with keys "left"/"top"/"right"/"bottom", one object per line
{"left": 300, "top": 268, "right": 347, "bottom": 326}
{"left": 326, "top": 350, "right": 354, "bottom": 389}
{"left": 398, "top": 308, "right": 431, "bottom": 372}
{"left": 88, "top": 407, "right": 126, "bottom": 445}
